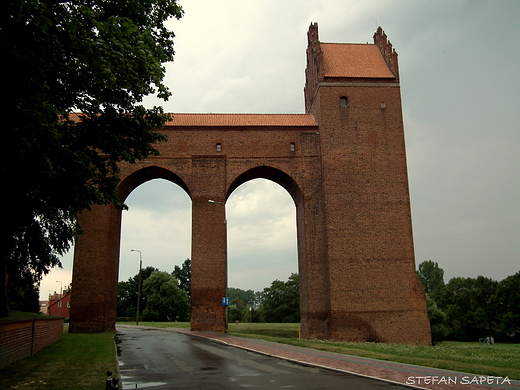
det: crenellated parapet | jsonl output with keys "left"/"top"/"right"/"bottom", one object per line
{"left": 304, "top": 22, "right": 323, "bottom": 114}
{"left": 373, "top": 26, "right": 399, "bottom": 80}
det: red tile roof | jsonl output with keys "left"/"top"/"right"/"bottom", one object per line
{"left": 164, "top": 113, "right": 317, "bottom": 127}
{"left": 68, "top": 113, "right": 317, "bottom": 127}
{"left": 321, "top": 43, "right": 395, "bottom": 79}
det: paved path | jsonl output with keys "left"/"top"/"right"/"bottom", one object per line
{"left": 117, "top": 325, "right": 520, "bottom": 390}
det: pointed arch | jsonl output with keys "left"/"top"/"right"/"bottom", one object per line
{"left": 226, "top": 166, "right": 303, "bottom": 208}
{"left": 118, "top": 166, "right": 191, "bottom": 203}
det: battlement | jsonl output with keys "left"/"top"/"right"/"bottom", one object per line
{"left": 305, "top": 23, "right": 399, "bottom": 113}
{"left": 373, "top": 26, "right": 399, "bottom": 80}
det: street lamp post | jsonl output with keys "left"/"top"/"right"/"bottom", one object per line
{"left": 131, "top": 249, "right": 143, "bottom": 325}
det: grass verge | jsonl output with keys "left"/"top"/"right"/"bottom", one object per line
{"left": 0, "top": 328, "right": 118, "bottom": 390}
{"left": 226, "top": 323, "right": 520, "bottom": 380}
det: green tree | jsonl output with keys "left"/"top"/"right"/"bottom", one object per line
{"left": 417, "top": 260, "right": 445, "bottom": 300}
{"left": 225, "top": 288, "right": 260, "bottom": 323}
{"left": 494, "top": 271, "right": 520, "bottom": 341}
{"left": 172, "top": 258, "right": 191, "bottom": 298}
{"left": 1, "top": 0, "right": 183, "bottom": 316}
{"left": 425, "top": 294, "right": 449, "bottom": 345}
{"left": 7, "top": 272, "right": 41, "bottom": 314}
{"left": 228, "top": 287, "right": 258, "bottom": 307}
{"left": 117, "top": 266, "right": 157, "bottom": 318}
{"left": 141, "top": 271, "right": 189, "bottom": 321}
{"left": 438, "top": 276, "right": 498, "bottom": 341}
{"left": 228, "top": 299, "right": 244, "bottom": 323}
{"left": 260, "top": 274, "right": 300, "bottom": 323}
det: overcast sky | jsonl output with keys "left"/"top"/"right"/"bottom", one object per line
{"left": 40, "top": 0, "right": 519, "bottom": 299}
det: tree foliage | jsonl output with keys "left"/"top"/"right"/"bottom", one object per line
{"left": 227, "top": 287, "right": 258, "bottom": 307}
{"left": 7, "top": 272, "right": 41, "bottom": 314}
{"left": 141, "top": 271, "right": 189, "bottom": 321}
{"left": 226, "top": 287, "right": 261, "bottom": 323}
{"left": 117, "top": 266, "right": 157, "bottom": 318}
{"left": 438, "top": 276, "right": 498, "bottom": 341}
{"left": 1, "top": 0, "right": 183, "bottom": 316}
{"left": 416, "top": 260, "right": 445, "bottom": 299}
{"left": 417, "top": 261, "right": 519, "bottom": 343}
{"left": 424, "top": 294, "right": 449, "bottom": 345}
{"left": 172, "top": 258, "right": 191, "bottom": 298}
{"left": 494, "top": 271, "right": 520, "bottom": 337}
{"left": 117, "top": 261, "right": 191, "bottom": 321}
{"left": 259, "top": 273, "right": 300, "bottom": 323}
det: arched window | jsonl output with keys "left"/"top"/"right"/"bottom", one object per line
{"left": 340, "top": 96, "right": 348, "bottom": 108}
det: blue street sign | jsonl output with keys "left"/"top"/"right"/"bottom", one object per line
{"left": 222, "top": 297, "right": 230, "bottom": 306}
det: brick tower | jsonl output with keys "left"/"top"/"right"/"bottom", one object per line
{"left": 302, "top": 23, "right": 430, "bottom": 343}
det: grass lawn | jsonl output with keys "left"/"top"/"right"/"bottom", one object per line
{"left": 0, "top": 327, "right": 118, "bottom": 390}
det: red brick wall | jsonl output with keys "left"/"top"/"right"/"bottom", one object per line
{"left": 0, "top": 317, "right": 64, "bottom": 368}
{"left": 69, "top": 25, "right": 431, "bottom": 345}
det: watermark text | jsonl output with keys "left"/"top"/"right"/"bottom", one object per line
{"left": 406, "top": 376, "right": 511, "bottom": 385}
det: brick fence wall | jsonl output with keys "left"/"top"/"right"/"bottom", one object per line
{"left": 0, "top": 317, "right": 64, "bottom": 368}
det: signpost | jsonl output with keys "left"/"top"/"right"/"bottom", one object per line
{"left": 222, "top": 297, "right": 230, "bottom": 332}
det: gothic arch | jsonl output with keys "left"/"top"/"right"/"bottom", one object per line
{"left": 118, "top": 165, "right": 191, "bottom": 202}
{"left": 226, "top": 166, "right": 303, "bottom": 207}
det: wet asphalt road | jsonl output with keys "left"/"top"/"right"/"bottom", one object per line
{"left": 116, "top": 327, "right": 408, "bottom": 389}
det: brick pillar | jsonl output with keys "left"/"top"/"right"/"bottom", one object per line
{"left": 190, "top": 197, "right": 227, "bottom": 332}
{"left": 298, "top": 132, "right": 331, "bottom": 340}
{"left": 69, "top": 204, "right": 121, "bottom": 333}
{"left": 189, "top": 155, "right": 227, "bottom": 332}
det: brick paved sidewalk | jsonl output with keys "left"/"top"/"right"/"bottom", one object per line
{"left": 118, "top": 326, "right": 520, "bottom": 390}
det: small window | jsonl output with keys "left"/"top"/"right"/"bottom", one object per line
{"left": 340, "top": 96, "right": 348, "bottom": 108}
{"left": 290, "top": 143, "right": 295, "bottom": 152}
{"left": 216, "top": 143, "right": 222, "bottom": 152}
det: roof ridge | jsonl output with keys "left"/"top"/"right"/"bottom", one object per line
{"left": 164, "top": 113, "right": 317, "bottom": 127}
{"left": 320, "top": 42, "right": 374, "bottom": 45}
{"left": 168, "top": 113, "right": 311, "bottom": 115}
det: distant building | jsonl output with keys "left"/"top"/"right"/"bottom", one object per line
{"left": 39, "top": 301, "right": 48, "bottom": 314}
{"left": 47, "top": 291, "right": 71, "bottom": 317}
